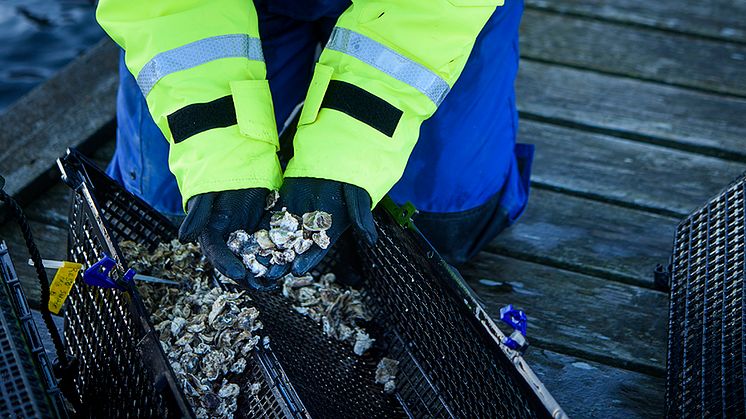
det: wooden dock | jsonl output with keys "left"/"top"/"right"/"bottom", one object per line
{"left": 2, "top": 2, "right": 745, "bottom": 417}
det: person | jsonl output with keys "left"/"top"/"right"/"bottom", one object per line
{"left": 96, "top": 0, "right": 532, "bottom": 290}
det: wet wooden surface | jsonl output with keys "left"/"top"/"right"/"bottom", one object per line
{"left": 2, "top": 2, "right": 745, "bottom": 418}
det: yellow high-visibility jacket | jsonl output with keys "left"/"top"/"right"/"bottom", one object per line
{"left": 96, "top": 0, "right": 502, "bottom": 209}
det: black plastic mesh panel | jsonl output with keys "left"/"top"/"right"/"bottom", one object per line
{"left": 61, "top": 152, "right": 302, "bottom": 419}
{"left": 0, "top": 242, "right": 63, "bottom": 418}
{"left": 667, "top": 174, "right": 746, "bottom": 418}
{"left": 359, "top": 214, "right": 539, "bottom": 418}
{"left": 66, "top": 192, "right": 191, "bottom": 417}
{"left": 58, "top": 149, "right": 559, "bottom": 418}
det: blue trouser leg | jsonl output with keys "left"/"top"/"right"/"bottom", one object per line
{"left": 111, "top": 0, "right": 530, "bottom": 263}
{"left": 108, "top": 52, "right": 182, "bottom": 217}
{"left": 388, "top": 0, "right": 532, "bottom": 263}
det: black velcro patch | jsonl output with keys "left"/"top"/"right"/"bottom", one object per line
{"left": 321, "top": 80, "right": 402, "bottom": 137}
{"left": 167, "top": 95, "right": 237, "bottom": 143}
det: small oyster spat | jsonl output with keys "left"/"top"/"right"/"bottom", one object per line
{"left": 281, "top": 272, "right": 375, "bottom": 355}
{"left": 375, "top": 358, "right": 399, "bottom": 394}
{"left": 120, "top": 240, "right": 265, "bottom": 418}
{"left": 228, "top": 208, "right": 333, "bottom": 273}
{"left": 227, "top": 230, "right": 256, "bottom": 255}
{"left": 302, "top": 211, "right": 332, "bottom": 232}
{"left": 270, "top": 210, "right": 300, "bottom": 232}
{"left": 265, "top": 190, "right": 280, "bottom": 210}
{"left": 312, "top": 231, "right": 330, "bottom": 250}
{"left": 241, "top": 253, "right": 268, "bottom": 278}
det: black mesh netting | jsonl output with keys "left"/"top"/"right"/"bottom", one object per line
{"left": 667, "top": 174, "right": 746, "bottom": 418}
{"left": 58, "top": 149, "right": 558, "bottom": 418}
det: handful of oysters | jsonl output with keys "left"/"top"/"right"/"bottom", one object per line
{"left": 226, "top": 207, "right": 333, "bottom": 278}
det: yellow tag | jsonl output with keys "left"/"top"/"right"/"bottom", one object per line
{"left": 48, "top": 262, "right": 82, "bottom": 314}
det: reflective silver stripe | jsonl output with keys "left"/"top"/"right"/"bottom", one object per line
{"left": 137, "top": 34, "right": 264, "bottom": 97}
{"left": 326, "top": 27, "right": 450, "bottom": 106}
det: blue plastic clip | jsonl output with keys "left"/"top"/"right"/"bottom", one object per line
{"left": 499, "top": 304, "right": 529, "bottom": 352}
{"left": 83, "top": 254, "right": 135, "bottom": 291}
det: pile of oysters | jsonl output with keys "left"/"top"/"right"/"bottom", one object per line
{"left": 281, "top": 272, "right": 375, "bottom": 356}
{"left": 121, "top": 240, "right": 263, "bottom": 418}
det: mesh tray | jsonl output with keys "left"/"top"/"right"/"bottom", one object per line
{"left": 57, "top": 149, "right": 564, "bottom": 418}
{"left": 0, "top": 242, "right": 66, "bottom": 418}
{"left": 667, "top": 173, "right": 746, "bottom": 418}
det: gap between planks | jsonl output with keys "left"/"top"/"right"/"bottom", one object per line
{"left": 517, "top": 60, "right": 746, "bottom": 163}
{"left": 524, "top": 0, "right": 746, "bottom": 45}
{"left": 520, "top": 9, "right": 746, "bottom": 99}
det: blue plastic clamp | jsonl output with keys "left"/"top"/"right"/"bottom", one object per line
{"left": 499, "top": 304, "right": 529, "bottom": 351}
{"left": 83, "top": 254, "right": 135, "bottom": 291}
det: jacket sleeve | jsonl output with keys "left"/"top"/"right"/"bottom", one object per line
{"left": 284, "top": 0, "right": 502, "bottom": 207}
{"left": 97, "top": 0, "right": 282, "bottom": 209}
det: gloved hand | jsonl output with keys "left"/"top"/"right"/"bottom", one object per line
{"left": 262, "top": 178, "right": 378, "bottom": 280}
{"left": 178, "top": 188, "right": 275, "bottom": 290}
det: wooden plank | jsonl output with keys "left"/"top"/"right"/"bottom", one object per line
{"left": 464, "top": 253, "right": 667, "bottom": 374}
{"left": 526, "top": 348, "right": 665, "bottom": 419}
{"left": 487, "top": 188, "right": 677, "bottom": 288}
{"left": 23, "top": 183, "right": 72, "bottom": 229}
{"left": 0, "top": 220, "right": 68, "bottom": 308}
{"left": 523, "top": 120, "right": 746, "bottom": 217}
{"left": 0, "top": 39, "right": 118, "bottom": 207}
{"left": 518, "top": 60, "right": 746, "bottom": 161}
{"left": 526, "top": 0, "right": 746, "bottom": 44}
{"left": 521, "top": 10, "right": 746, "bottom": 97}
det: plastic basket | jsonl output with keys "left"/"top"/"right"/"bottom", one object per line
{"left": 0, "top": 242, "right": 66, "bottom": 418}
{"left": 667, "top": 173, "right": 746, "bottom": 418}
{"left": 57, "top": 149, "right": 564, "bottom": 418}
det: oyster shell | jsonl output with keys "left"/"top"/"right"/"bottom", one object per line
{"left": 302, "top": 211, "right": 333, "bottom": 232}
{"left": 375, "top": 358, "right": 399, "bottom": 394}
{"left": 312, "top": 230, "right": 330, "bottom": 249}
{"left": 265, "top": 190, "right": 280, "bottom": 210}
{"left": 254, "top": 230, "right": 275, "bottom": 250}
{"left": 241, "top": 253, "right": 268, "bottom": 277}
{"left": 270, "top": 208, "right": 300, "bottom": 232}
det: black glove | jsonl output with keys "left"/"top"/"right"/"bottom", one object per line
{"left": 262, "top": 178, "right": 378, "bottom": 280}
{"left": 178, "top": 188, "right": 275, "bottom": 290}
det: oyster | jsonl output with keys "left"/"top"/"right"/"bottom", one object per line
{"left": 254, "top": 230, "right": 275, "bottom": 250}
{"left": 270, "top": 208, "right": 300, "bottom": 232}
{"left": 292, "top": 237, "right": 314, "bottom": 254}
{"left": 302, "top": 211, "right": 333, "bottom": 232}
{"left": 270, "top": 248, "right": 296, "bottom": 265}
{"left": 375, "top": 358, "right": 399, "bottom": 394}
{"left": 312, "top": 230, "right": 330, "bottom": 249}
{"left": 241, "top": 253, "right": 268, "bottom": 277}
{"left": 227, "top": 230, "right": 255, "bottom": 254}
{"left": 265, "top": 190, "right": 280, "bottom": 210}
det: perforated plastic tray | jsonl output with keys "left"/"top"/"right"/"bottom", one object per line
{"left": 667, "top": 173, "right": 746, "bottom": 418}
{"left": 58, "top": 148, "right": 564, "bottom": 418}
{"left": 0, "top": 242, "right": 66, "bottom": 418}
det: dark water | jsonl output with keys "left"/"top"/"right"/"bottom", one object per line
{"left": 0, "top": 0, "right": 103, "bottom": 113}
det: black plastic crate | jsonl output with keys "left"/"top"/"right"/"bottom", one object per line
{"left": 0, "top": 242, "right": 66, "bottom": 418}
{"left": 667, "top": 173, "right": 746, "bottom": 418}
{"left": 58, "top": 149, "right": 565, "bottom": 418}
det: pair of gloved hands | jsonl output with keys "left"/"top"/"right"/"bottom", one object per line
{"left": 178, "top": 178, "right": 378, "bottom": 290}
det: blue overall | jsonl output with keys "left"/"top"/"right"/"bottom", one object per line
{"left": 108, "top": 0, "right": 532, "bottom": 263}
